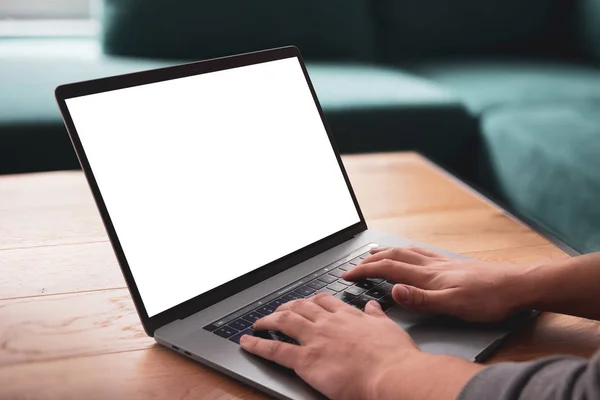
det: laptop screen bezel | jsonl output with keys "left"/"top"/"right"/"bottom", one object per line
{"left": 55, "top": 46, "right": 368, "bottom": 336}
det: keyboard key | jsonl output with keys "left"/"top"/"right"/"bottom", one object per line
{"left": 348, "top": 300, "right": 364, "bottom": 311}
{"left": 203, "top": 319, "right": 227, "bottom": 332}
{"left": 355, "top": 280, "right": 377, "bottom": 290}
{"left": 357, "top": 294, "right": 378, "bottom": 303}
{"left": 242, "top": 312, "right": 263, "bottom": 323}
{"left": 349, "top": 257, "right": 363, "bottom": 265}
{"left": 338, "top": 278, "right": 354, "bottom": 286}
{"left": 314, "top": 288, "right": 336, "bottom": 296}
{"left": 271, "top": 331, "right": 298, "bottom": 345}
{"left": 295, "top": 286, "right": 316, "bottom": 296}
{"left": 338, "top": 262, "right": 353, "bottom": 271}
{"left": 318, "top": 274, "right": 337, "bottom": 284}
{"left": 214, "top": 325, "right": 239, "bottom": 339}
{"left": 378, "top": 282, "right": 394, "bottom": 293}
{"left": 359, "top": 252, "right": 371, "bottom": 260}
{"left": 253, "top": 330, "right": 274, "bottom": 340}
{"left": 229, "top": 328, "right": 253, "bottom": 344}
{"left": 378, "top": 295, "right": 395, "bottom": 312}
{"left": 351, "top": 294, "right": 378, "bottom": 309}
{"left": 365, "top": 288, "right": 386, "bottom": 299}
{"left": 307, "top": 279, "right": 328, "bottom": 290}
{"left": 326, "top": 282, "right": 347, "bottom": 292}
{"left": 282, "top": 292, "right": 303, "bottom": 302}
{"left": 328, "top": 268, "right": 345, "bottom": 278}
{"left": 229, "top": 318, "right": 252, "bottom": 331}
{"left": 255, "top": 304, "right": 276, "bottom": 315}
{"left": 306, "top": 271, "right": 323, "bottom": 281}
{"left": 335, "top": 291, "right": 357, "bottom": 303}
{"left": 344, "top": 285, "right": 366, "bottom": 296}
{"left": 268, "top": 298, "right": 287, "bottom": 308}
{"left": 368, "top": 278, "right": 385, "bottom": 284}
{"left": 317, "top": 266, "right": 334, "bottom": 276}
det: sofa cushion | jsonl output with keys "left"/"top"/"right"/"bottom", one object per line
{"left": 411, "top": 60, "right": 600, "bottom": 113}
{"left": 375, "top": 0, "right": 572, "bottom": 61}
{"left": 577, "top": 0, "right": 600, "bottom": 61}
{"left": 306, "top": 64, "right": 477, "bottom": 171}
{"left": 480, "top": 102, "right": 600, "bottom": 253}
{"left": 101, "top": 0, "right": 377, "bottom": 62}
{"left": 0, "top": 40, "right": 176, "bottom": 125}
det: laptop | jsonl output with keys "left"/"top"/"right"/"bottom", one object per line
{"left": 55, "top": 46, "right": 531, "bottom": 399}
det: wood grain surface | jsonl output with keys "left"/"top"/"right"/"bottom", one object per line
{"left": 1, "top": 152, "right": 599, "bottom": 399}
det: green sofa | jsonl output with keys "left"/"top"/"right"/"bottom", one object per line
{"left": 1, "top": 0, "right": 599, "bottom": 253}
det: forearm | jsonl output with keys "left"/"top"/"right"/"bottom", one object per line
{"left": 372, "top": 351, "right": 484, "bottom": 400}
{"left": 458, "top": 352, "right": 600, "bottom": 400}
{"left": 517, "top": 252, "right": 600, "bottom": 320}
{"left": 373, "top": 350, "right": 600, "bottom": 400}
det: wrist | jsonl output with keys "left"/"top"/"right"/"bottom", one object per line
{"left": 510, "top": 258, "right": 569, "bottom": 312}
{"left": 367, "top": 349, "right": 422, "bottom": 400}
{"left": 368, "top": 351, "right": 483, "bottom": 400}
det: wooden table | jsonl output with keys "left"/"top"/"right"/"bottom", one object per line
{"left": 2, "top": 152, "right": 599, "bottom": 399}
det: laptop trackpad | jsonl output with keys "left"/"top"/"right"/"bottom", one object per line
{"left": 387, "top": 307, "right": 536, "bottom": 360}
{"left": 387, "top": 306, "right": 434, "bottom": 329}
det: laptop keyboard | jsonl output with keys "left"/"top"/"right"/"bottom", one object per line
{"left": 203, "top": 243, "right": 396, "bottom": 345}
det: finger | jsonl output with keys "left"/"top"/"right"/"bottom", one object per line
{"left": 343, "top": 259, "right": 425, "bottom": 285}
{"left": 392, "top": 284, "right": 457, "bottom": 314}
{"left": 364, "top": 300, "right": 387, "bottom": 318}
{"left": 361, "top": 247, "right": 430, "bottom": 267}
{"left": 275, "top": 299, "right": 328, "bottom": 322}
{"left": 253, "top": 310, "right": 313, "bottom": 341}
{"left": 406, "top": 246, "right": 447, "bottom": 259}
{"left": 369, "top": 246, "right": 389, "bottom": 254}
{"left": 310, "top": 293, "right": 346, "bottom": 312}
{"left": 240, "top": 335, "right": 301, "bottom": 369}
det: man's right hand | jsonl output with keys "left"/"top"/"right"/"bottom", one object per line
{"left": 343, "top": 246, "right": 537, "bottom": 322}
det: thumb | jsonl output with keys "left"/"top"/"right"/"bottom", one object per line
{"left": 392, "top": 284, "right": 454, "bottom": 314}
{"left": 364, "top": 300, "right": 387, "bottom": 317}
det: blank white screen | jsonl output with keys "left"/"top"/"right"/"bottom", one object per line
{"left": 65, "top": 57, "right": 360, "bottom": 317}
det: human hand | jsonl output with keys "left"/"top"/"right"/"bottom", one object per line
{"left": 343, "top": 246, "right": 531, "bottom": 322}
{"left": 240, "top": 294, "right": 420, "bottom": 400}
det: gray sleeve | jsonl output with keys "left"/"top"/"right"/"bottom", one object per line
{"left": 458, "top": 351, "right": 600, "bottom": 400}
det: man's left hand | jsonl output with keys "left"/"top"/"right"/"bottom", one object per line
{"left": 240, "top": 293, "right": 419, "bottom": 400}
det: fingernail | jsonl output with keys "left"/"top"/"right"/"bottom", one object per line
{"left": 394, "top": 285, "right": 408, "bottom": 300}
{"left": 240, "top": 335, "right": 249, "bottom": 346}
